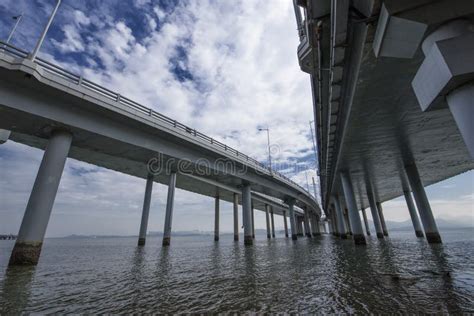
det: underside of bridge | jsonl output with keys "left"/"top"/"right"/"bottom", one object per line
{"left": 294, "top": 0, "right": 474, "bottom": 243}
{"left": 295, "top": 0, "right": 474, "bottom": 215}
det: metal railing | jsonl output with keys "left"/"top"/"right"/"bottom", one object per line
{"left": 0, "top": 41, "right": 314, "bottom": 197}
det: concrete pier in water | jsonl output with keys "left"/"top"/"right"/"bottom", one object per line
{"left": 405, "top": 163, "right": 442, "bottom": 243}
{"left": 242, "top": 184, "right": 253, "bottom": 246}
{"left": 376, "top": 202, "right": 389, "bottom": 237}
{"left": 162, "top": 172, "right": 176, "bottom": 246}
{"left": 270, "top": 207, "right": 276, "bottom": 238}
{"left": 233, "top": 193, "right": 239, "bottom": 241}
{"left": 9, "top": 130, "right": 72, "bottom": 265}
{"left": 214, "top": 194, "right": 220, "bottom": 242}
{"left": 138, "top": 173, "right": 154, "bottom": 246}
{"left": 340, "top": 172, "right": 366, "bottom": 245}
{"left": 403, "top": 190, "right": 424, "bottom": 238}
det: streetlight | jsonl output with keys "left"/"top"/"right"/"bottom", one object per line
{"left": 30, "top": 0, "right": 62, "bottom": 61}
{"left": 6, "top": 14, "right": 23, "bottom": 44}
{"left": 258, "top": 127, "right": 272, "bottom": 172}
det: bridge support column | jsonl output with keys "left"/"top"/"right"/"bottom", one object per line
{"left": 9, "top": 130, "right": 72, "bottom": 265}
{"left": 242, "top": 184, "right": 253, "bottom": 245}
{"left": 312, "top": 216, "right": 321, "bottom": 236}
{"left": 366, "top": 182, "right": 384, "bottom": 239}
{"left": 340, "top": 172, "right": 366, "bottom": 245}
{"left": 376, "top": 202, "right": 389, "bottom": 236}
{"left": 297, "top": 217, "right": 304, "bottom": 237}
{"left": 330, "top": 209, "right": 338, "bottom": 236}
{"left": 403, "top": 190, "right": 424, "bottom": 238}
{"left": 405, "top": 163, "right": 441, "bottom": 243}
{"left": 162, "top": 172, "right": 176, "bottom": 246}
{"left": 138, "top": 173, "right": 154, "bottom": 246}
{"left": 287, "top": 199, "right": 297, "bottom": 240}
{"left": 344, "top": 209, "right": 352, "bottom": 235}
{"left": 214, "top": 194, "right": 220, "bottom": 242}
{"left": 265, "top": 204, "right": 271, "bottom": 239}
{"left": 333, "top": 196, "right": 347, "bottom": 239}
{"left": 283, "top": 210, "right": 289, "bottom": 238}
{"left": 233, "top": 193, "right": 239, "bottom": 241}
{"left": 361, "top": 209, "right": 371, "bottom": 236}
{"left": 251, "top": 203, "right": 255, "bottom": 239}
{"left": 0, "top": 129, "right": 11, "bottom": 144}
{"left": 303, "top": 209, "right": 312, "bottom": 237}
{"left": 270, "top": 207, "right": 275, "bottom": 238}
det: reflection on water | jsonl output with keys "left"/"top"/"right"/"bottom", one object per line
{"left": 0, "top": 229, "right": 473, "bottom": 313}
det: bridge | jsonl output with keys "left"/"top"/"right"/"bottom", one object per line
{"left": 0, "top": 43, "right": 322, "bottom": 266}
{"left": 293, "top": 0, "right": 473, "bottom": 244}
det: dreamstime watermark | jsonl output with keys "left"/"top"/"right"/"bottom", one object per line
{"left": 146, "top": 143, "right": 317, "bottom": 185}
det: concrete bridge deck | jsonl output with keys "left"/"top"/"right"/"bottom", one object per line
{"left": 0, "top": 43, "right": 323, "bottom": 265}
{"left": 0, "top": 44, "right": 319, "bottom": 216}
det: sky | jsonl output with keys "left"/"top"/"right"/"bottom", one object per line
{"left": 0, "top": 0, "right": 472, "bottom": 237}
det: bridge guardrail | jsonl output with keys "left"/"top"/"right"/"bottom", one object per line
{"left": 0, "top": 41, "right": 315, "bottom": 199}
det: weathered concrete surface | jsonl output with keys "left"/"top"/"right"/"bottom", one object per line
{"left": 9, "top": 241, "right": 42, "bottom": 265}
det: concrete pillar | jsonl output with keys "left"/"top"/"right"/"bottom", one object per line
{"left": 287, "top": 199, "right": 297, "bottom": 240}
{"left": 9, "top": 130, "right": 72, "bottom": 265}
{"left": 297, "top": 217, "right": 304, "bottom": 236}
{"left": 233, "top": 193, "right": 239, "bottom": 241}
{"left": 361, "top": 209, "right": 371, "bottom": 236}
{"left": 242, "top": 184, "right": 253, "bottom": 245}
{"left": 376, "top": 202, "right": 388, "bottom": 236}
{"left": 333, "top": 196, "right": 348, "bottom": 239}
{"left": 265, "top": 204, "right": 271, "bottom": 239}
{"left": 138, "top": 173, "right": 154, "bottom": 246}
{"left": 303, "top": 209, "right": 312, "bottom": 237}
{"left": 344, "top": 209, "right": 352, "bottom": 235}
{"left": 405, "top": 163, "right": 442, "bottom": 243}
{"left": 162, "top": 172, "right": 176, "bottom": 246}
{"left": 312, "top": 216, "right": 321, "bottom": 236}
{"left": 0, "top": 129, "right": 11, "bottom": 144}
{"left": 340, "top": 172, "right": 366, "bottom": 245}
{"left": 251, "top": 203, "right": 255, "bottom": 239}
{"left": 283, "top": 210, "right": 289, "bottom": 238}
{"left": 403, "top": 189, "right": 424, "bottom": 238}
{"left": 270, "top": 207, "right": 276, "bottom": 238}
{"left": 330, "top": 209, "right": 338, "bottom": 236}
{"left": 214, "top": 194, "right": 220, "bottom": 242}
{"left": 446, "top": 82, "right": 474, "bottom": 158}
{"left": 366, "top": 181, "right": 384, "bottom": 239}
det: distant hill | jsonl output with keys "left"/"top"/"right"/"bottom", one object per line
{"left": 40, "top": 217, "right": 474, "bottom": 239}
{"left": 383, "top": 217, "right": 474, "bottom": 231}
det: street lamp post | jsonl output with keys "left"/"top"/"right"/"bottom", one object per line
{"left": 258, "top": 127, "right": 272, "bottom": 172}
{"left": 6, "top": 14, "right": 23, "bottom": 44}
{"left": 30, "top": 0, "right": 62, "bottom": 61}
